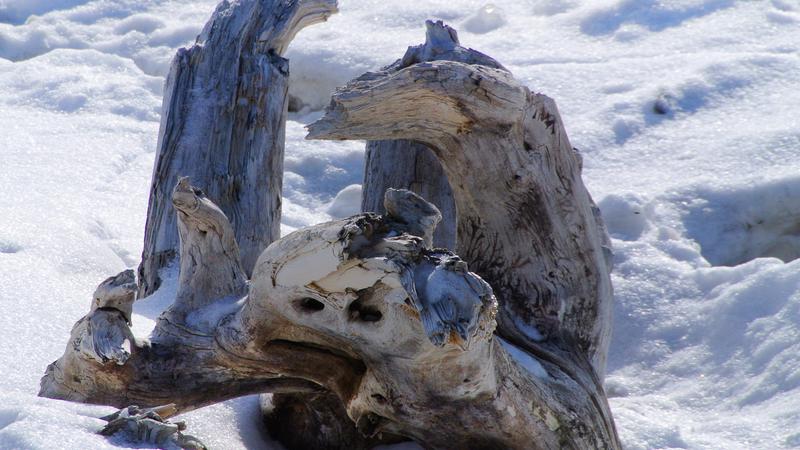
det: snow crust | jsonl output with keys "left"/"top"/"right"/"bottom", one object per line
{"left": 1, "top": 0, "right": 799, "bottom": 448}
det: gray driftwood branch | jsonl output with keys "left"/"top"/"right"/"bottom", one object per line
{"left": 307, "top": 19, "right": 619, "bottom": 447}
{"left": 138, "top": 0, "right": 338, "bottom": 297}
{"left": 42, "top": 178, "right": 619, "bottom": 448}
{"left": 40, "top": 10, "right": 620, "bottom": 450}
{"left": 308, "top": 20, "right": 615, "bottom": 376}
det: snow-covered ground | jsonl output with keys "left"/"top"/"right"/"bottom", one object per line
{"left": 1, "top": 0, "right": 799, "bottom": 448}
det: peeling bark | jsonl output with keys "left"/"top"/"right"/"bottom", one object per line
{"left": 138, "top": 0, "right": 338, "bottom": 297}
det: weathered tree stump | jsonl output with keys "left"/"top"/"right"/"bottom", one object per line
{"left": 138, "top": 0, "right": 338, "bottom": 297}
{"left": 41, "top": 16, "right": 619, "bottom": 450}
{"left": 307, "top": 19, "right": 618, "bottom": 446}
{"left": 42, "top": 178, "right": 619, "bottom": 448}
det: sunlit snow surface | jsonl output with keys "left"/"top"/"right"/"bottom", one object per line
{"left": 1, "top": 0, "right": 799, "bottom": 448}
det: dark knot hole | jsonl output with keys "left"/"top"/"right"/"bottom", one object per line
{"left": 295, "top": 297, "right": 325, "bottom": 313}
{"left": 348, "top": 298, "right": 383, "bottom": 323}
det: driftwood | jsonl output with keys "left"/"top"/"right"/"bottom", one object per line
{"left": 41, "top": 180, "right": 350, "bottom": 411}
{"left": 40, "top": 13, "right": 620, "bottom": 450}
{"left": 308, "top": 20, "right": 614, "bottom": 375}
{"left": 359, "top": 21, "right": 507, "bottom": 252}
{"left": 42, "top": 179, "right": 618, "bottom": 448}
{"left": 98, "top": 404, "right": 206, "bottom": 449}
{"left": 138, "top": 0, "right": 338, "bottom": 297}
{"left": 307, "top": 19, "right": 618, "bottom": 445}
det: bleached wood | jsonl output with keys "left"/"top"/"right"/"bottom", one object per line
{"left": 138, "top": 0, "right": 337, "bottom": 297}
{"left": 42, "top": 18, "right": 620, "bottom": 450}
{"left": 81, "top": 270, "right": 137, "bottom": 365}
{"left": 42, "top": 177, "right": 617, "bottom": 448}
{"left": 99, "top": 404, "right": 206, "bottom": 449}
{"left": 306, "top": 20, "right": 618, "bottom": 447}
{"left": 41, "top": 179, "right": 358, "bottom": 413}
{"left": 383, "top": 188, "right": 442, "bottom": 248}
{"left": 307, "top": 21, "right": 613, "bottom": 374}
{"left": 361, "top": 22, "right": 505, "bottom": 251}
{"left": 243, "top": 191, "right": 617, "bottom": 448}
{"left": 160, "top": 177, "right": 247, "bottom": 330}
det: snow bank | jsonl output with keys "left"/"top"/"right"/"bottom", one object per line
{"left": 0, "top": 0, "right": 89, "bottom": 25}
{"left": 281, "top": 117, "right": 364, "bottom": 232}
{"left": 0, "top": 392, "right": 117, "bottom": 449}
{"left": 604, "top": 186, "right": 800, "bottom": 448}
{"left": 679, "top": 178, "right": 800, "bottom": 266}
{"left": 1, "top": 0, "right": 799, "bottom": 448}
{"left": 463, "top": 4, "right": 506, "bottom": 34}
{"left": 0, "top": 0, "right": 216, "bottom": 75}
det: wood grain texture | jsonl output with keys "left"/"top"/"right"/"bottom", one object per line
{"left": 138, "top": 0, "right": 337, "bottom": 297}
{"left": 362, "top": 140, "right": 456, "bottom": 249}
{"left": 42, "top": 16, "right": 620, "bottom": 450}
{"left": 308, "top": 21, "right": 614, "bottom": 375}
{"left": 42, "top": 178, "right": 618, "bottom": 449}
{"left": 307, "top": 20, "right": 619, "bottom": 448}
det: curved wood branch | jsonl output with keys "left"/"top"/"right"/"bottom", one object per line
{"left": 307, "top": 21, "right": 613, "bottom": 377}
{"left": 165, "top": 177, "right": 247, "bottom": 328}
{"left": 41, "top": 179, "right": 362, "bottom": 413}
{"left": 43, "top": 18, "right": 619, "bottom": 450}
{"left": 42, "top": 178, "right": 617, "bottom": 448}
{"left": 306, "top": 20, "right": 618, "bottom": 448}
{"left": 241, "top": 192, "right": 618, "bottom": 449}
{"left": 138, "top": 0, "right": 338, "bottom": 297}
{"left": 361, "top": 22, "right": 508, "bottom": 252}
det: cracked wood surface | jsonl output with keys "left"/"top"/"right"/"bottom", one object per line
{"left": 41, "top": 16, "right": 620, "bottom": 450}
{"left": 43, "top": 177, "right": 619, "bottom": 449}
{"left": 307, "top": 20, "right": 619, "bottom": 448}
{"left": 307, "top": 21, "right": 614, "bottom": 377}
{"left": 138, "top": 0, "right": 337, "bottom": 297}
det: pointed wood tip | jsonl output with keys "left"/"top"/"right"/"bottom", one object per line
{"left": 424, "top": 20, "right": 459, "bottom": 49}
{"left": 92, "top": 270, "right": 137, "bottom": 319}
{"left": 268, "top": 0, "right": 340, "bottom": 55}
{"left": 384, "top": 188, "right": 442, "bottom": 248}
{"left": 171, "top": 176, "right": 204, "bottom": 213}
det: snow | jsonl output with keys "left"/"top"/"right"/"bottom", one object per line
{"left": 327, "top": 183, "right": 362, "bottom": 218}
{"left": 498, "top": 337, "right": 549, "bottom": 379}
{"left": 1, "top": 0, "right": 799, "bottom": 449}
{"left": 463, "top": 4, "right": 506, "bottom": 34}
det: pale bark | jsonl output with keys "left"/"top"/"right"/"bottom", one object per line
{"left": 307, "top": 21, "right": 614, "bottom": 376}
{"left": 307, "top": 19, "right": 618, "bottom": 447}
{"left": 41, "top": 18, "right": 620, "bottom": 450}
{"left": 138, "top": 0, "right": 338, "bottom": 297}
{"left": 42, "top": 180, "right": 618, "bottom": 449}
{"left": 360, "top": 19, "right": 506, "bottom": 252}
{"left": 98, "top": 404, "right": 207, "bottom": 449}
{"left": 41, "top": 180, "right": 359, "bottom": 412}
